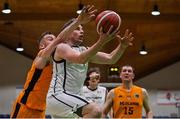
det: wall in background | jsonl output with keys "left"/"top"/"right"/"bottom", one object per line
{"left": 136, "top": 60, "right": 180, "bottom": 89}
{"left": 0, "top": 45, "right": 32, "bottom": 86}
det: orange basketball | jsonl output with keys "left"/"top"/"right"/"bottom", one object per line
{"left": 95, "top": 10, "right": 121, "bottom": 34}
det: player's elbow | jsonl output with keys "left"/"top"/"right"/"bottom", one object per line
{"left": 78, "top": 59, "right": 87, "bottom": 64}
{"left": 75, "top": 57, "right": 88, "bottom": 64}
{"left": 105, "top": 54, "right": 118, "bottom": 64}
{"left": 77, "top": 54, "right": 91, "bottom": 64}
{"left": 105, "top": 58, "right": 117, "bottom": 64}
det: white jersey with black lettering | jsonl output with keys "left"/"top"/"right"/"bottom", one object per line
{"left": 82, "top": 85, "right": 107, "bottom": 106}
{"left": 46, "top": 46, "right": 90, "bottom": 118}
{"left": 49, "top": 46, "right": 88, "bottom": 94}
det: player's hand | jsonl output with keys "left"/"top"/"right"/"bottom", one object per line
{"left": 77, "top": 5, "right": 97, "bottom": 25}
{"left": 98, "top": 25, "right": 118, "bottom": 45}
{"left": 117, "top": 29, "right": 134, "bottom": 48}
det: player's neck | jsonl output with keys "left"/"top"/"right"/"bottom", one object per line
{"left": 122, "top": 81, "right": 133, "bottom": 90}
{"left": 65, "top": 40, "right": 74, "bottom": 46}
{"left": 88, "top": 85, "right": 98, "bottom": 91}
{"left": 66, "top": 38, "right": 82, "bottom": 47}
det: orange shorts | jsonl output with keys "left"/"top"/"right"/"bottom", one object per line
{"left": 10, "top": 102, "right": 45, "bottom": 118}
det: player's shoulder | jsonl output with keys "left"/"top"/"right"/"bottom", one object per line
{"left": 55, "top": 43, "right": 72, "bottom": 54}
{"left": 142, "top": 88, "right": 148, "bottom": 95}
{"left": 98, "top": 86, "right": 107, "bottom": 91}
{"left": 83, "top": 85, "right": 88, "bottom": 89}
{"left": 113, "top": 85, "right": 121, "bottom": 90}
{"left": 98, "top": 86, "right": 106, "bottom": 89}
{"left": 108, "top": 88, "right": 115, "bottom": 98}
{"left": 56, "top": 42, "right": 69, "bottom": 48}
{"left": 134, "top": 85, "right": 148, "bottom": 95}
{"left": 133, "top": 85, "right": 144, "bottom": 90}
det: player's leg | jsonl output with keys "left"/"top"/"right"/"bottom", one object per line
{"left": 47, "top": 91, "right": 102, "bottom": 118}
{"left": 81, "top": 102, "right": 102, "bottom": 118}
{"left": 47, "top": 91, "right": 84, "bottom": 118}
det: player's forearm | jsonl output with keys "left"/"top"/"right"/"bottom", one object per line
{"left": 34, "top": 56, "right": 50, "bottom": 69}
{"left": 79, "top": 39, "right": 105, "bottom": 63}
{"left": 102, "top": 108, "right": 111, "bottom": 118}
{"left": 102, "top": 109, "right": 113, "bottom": 118}
{"left": 56, "top": 19, "right": 80, "bottom": 41}
{"left": 111, "top": 44, "right": 127, "bottom": 63}
{"left": 106, "top": 43, "right": 127, "bottom": 64}
{"left": 146, "top": 111, "right": 153, "bottom": 119}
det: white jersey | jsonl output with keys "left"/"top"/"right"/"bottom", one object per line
{"left": 82, "top": 85, "right": 107, "bottom": 106}
{"left": 48, "top": 46, "right": 88, "bottom": 94}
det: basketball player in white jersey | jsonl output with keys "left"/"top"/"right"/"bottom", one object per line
{"left": 82, "top": 67, "right": 107, "bottom": 106}
{"left": 46, "top": 5, "right": 134, "bottom": 118}
{"left": 82, "top": 67, "right": 113, "bottom": 118}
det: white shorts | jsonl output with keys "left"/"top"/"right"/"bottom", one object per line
{"left": 46, "top": 91, "right": 90, "bottom": 118}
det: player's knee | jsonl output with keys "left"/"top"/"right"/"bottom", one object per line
{"left": 89, "top": 103, "right": 102, "bottom": 117}
{"left": 82, "top": 103, "right": 102, "bottom": 118}
{"left": 93, "top": 105, "right": 102, "bottom": 117}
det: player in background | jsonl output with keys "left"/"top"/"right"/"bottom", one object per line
{"left": 82, "top": 67, "right": 113, "bottom": 118}
{"left": 102, "top": 65, "right": 153, "bottom": 118}
{"left": 82, "top": 67, "right": 108, "bottom": 106}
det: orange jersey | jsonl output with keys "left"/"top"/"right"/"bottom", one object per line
{"left": 16, "top": 62, "right": 52, "bottom": 110}
{"left": 113, "top": 85, "right": 143, "bottom": 118}
{"left": 11, "top": 102, "right": 45, "bottom": 118}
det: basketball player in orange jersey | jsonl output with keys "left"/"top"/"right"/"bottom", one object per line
{"left": 102, "top": 65, "right": 153, "bottom": 118}
{"left": 10, "top": 5, "right": 96, "bottom": 118}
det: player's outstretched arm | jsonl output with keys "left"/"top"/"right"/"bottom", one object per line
{"left": 143, "top": 88, "right": 153, "bottom": 119}
{"left": 90, "top": 29, "right": 134, "bottom": 64}
{"left": 55, "top": 26, "right": 116, "bottom": 64}
{"left": 41, "top": 5, "right": 97, "bottom": 59}
{"left": 34, "top": 5, "right": 97, "bottom": 68}
{"left": 57, "top": 5, "right": 97, "bottom": 41}
{"left": 102, "top": 89, "right": 114, "bottom": 118}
